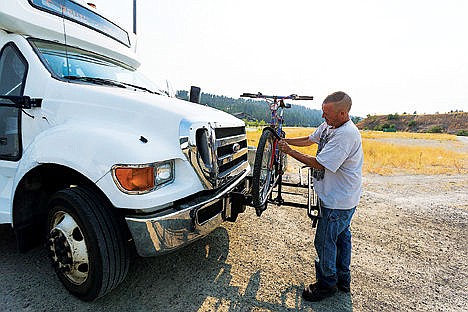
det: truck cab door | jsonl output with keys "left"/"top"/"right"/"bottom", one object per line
{"left": 0, "top": 43, "right": 28, "bottom": 224}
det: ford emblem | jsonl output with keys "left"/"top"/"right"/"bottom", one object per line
{"left": 232, "top": 143, "right": 240, "bottom": 153}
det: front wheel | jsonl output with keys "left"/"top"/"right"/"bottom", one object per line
{"left": 251, "top": 130, "right": 278, "bottom": 215}
{"left": 46, "top": 186, "right": 130, "bottom": 301}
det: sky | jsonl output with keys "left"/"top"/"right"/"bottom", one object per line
{"left": 94, "top": 0, "right": 468, "bottom": 117}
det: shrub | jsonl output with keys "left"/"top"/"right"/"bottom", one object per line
{"left": 408, "top": 120, "right": 417, "bottom": 127}
{"left": 456, "top": 130, "right": 468, "bottom": 136}
{"left": 428, "top": 126, "right": 443, "bottom": 133}
{"left": 374, "top": 123, "right": 395, "bottom": 131}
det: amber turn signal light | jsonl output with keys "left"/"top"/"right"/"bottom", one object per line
{"left": 114, "top": 166, "right": 155, "bottom": 192}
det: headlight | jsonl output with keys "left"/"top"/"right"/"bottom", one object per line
{"left": 155, "top": 161, "right": 173, "bottom": 185}
{"left": 112, "top": 160, "right": 174, "bottom": 194}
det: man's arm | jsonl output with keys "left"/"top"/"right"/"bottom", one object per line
{"left": 284, "top": 136, "right": 315, "bottom": 147}
{"left": 277, "top": 140, "right": 324, "bottom": 170}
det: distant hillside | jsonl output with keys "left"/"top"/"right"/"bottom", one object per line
{"left": 357, "top": 112, "right": 467, "bottom": 135}
{"left": 176, "top": 90, "right": 324, "bottom": 127}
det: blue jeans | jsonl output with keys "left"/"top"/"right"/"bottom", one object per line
{"left": 314, "top": 207, "right": 356, "bottom": 288}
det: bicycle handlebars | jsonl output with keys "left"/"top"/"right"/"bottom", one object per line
{"left": 241, "top": 92, "right": 314, "bottom": 101}
{"left": 240, "top": 92, "right": 259, "bottom": 98}
{"left": 293, "top": 95, "right": 315, "bottom": 100}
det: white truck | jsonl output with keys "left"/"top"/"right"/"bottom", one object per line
{"left": 0, "top": 0, "right": 250, "bottom": 301}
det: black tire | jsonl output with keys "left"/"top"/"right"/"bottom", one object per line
{"left": 251, "top": 130, "right": 277, "bottom": 215}
{"left": 46, "top": 186, "right": 130, "bottom": 301}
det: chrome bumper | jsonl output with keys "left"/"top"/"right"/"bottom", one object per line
{"left": 125, "top": 170, "right": 249, "bottom": 257}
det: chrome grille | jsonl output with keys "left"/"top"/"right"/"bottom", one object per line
{"left": 180, "top": 121, "right": 249, "bottom": 190}
{"left": 214, "top": 127, "right": 248, "bottom": 182}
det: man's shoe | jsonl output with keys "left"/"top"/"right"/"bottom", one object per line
{"left": 302, "top": 282, "right": 337, "bottom": 302}
{"left": 337, "top": 283, "right": 350, "bottom": 293}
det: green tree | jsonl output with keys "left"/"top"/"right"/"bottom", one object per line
{"left": 176, "top": 90, "right": 326, "bottom": 127}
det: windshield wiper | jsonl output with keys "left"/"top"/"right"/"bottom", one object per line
{"left": 63, "top": 76, "right": 161, "bottom": 95}
{"left": 117, "top": 81, "right": 161, "bottom": 95}
{"left": 63, "top": 76, "right": 127, "bottom": 88}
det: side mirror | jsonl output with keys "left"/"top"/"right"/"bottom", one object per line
{"left": 0, "top": 96, "right": 42, "bottom": 109}
{"left": 189, "top": 86, "right": 201, "bottom": 104}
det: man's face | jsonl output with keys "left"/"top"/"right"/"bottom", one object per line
{"left": 322, "top": 102, "right": 341, "bottom": 127}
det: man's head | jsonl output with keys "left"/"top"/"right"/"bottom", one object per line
{"left": 321, "top": 91, "right": 352, "bottom": 128}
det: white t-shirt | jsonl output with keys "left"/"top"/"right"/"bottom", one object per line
{"left": 308, "top": 120, "right": 363, "bottom": 209}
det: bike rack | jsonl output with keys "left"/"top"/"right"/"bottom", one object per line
{"left": 269, "top": 166, "right": 321, "bottom": 228}
{"left": 246, "top": 145, "right": 321, "bottom": 227}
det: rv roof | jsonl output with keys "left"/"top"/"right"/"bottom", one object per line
{"left": 0, "top": 0, "right": 140, "bottom": 68}
{"left": 29, "top": 0, "right": 130, "bottom": 47}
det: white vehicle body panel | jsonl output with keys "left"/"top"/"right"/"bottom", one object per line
{"left": 0, "top": 0, "right": 250, "bottom": 264}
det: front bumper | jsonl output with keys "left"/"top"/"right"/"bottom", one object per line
{"left": 125, "top": 170, "right": 249, "bottom": 257}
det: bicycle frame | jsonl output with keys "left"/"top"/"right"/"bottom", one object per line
{"left": 241, "top": 92, "right": 314, "bottom": 177}
{"left": 240, "top": 92, "right": 316, "bottom": 216}
{"left": 266, "top": 98, "right": 286, "bottom": 171}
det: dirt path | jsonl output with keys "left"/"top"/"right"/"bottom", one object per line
{"left": 2, "top": 131, "right": 467, "bottom": 311}
{"left": 0, "top": 171, "right": 466, "bottom": 311}
{"left": 364, "top": 137, "right": 468, "bottom": 153}
{"left": 458, "top": 136, "right": 468, "bottom": 148}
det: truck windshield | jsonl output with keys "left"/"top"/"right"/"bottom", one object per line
{"left": 29, "top": 39, "right": 165, "bottom": 95}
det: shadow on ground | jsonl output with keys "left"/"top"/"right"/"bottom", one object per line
{"left": 0, "top": 224, "right": 352, "bottom": 311}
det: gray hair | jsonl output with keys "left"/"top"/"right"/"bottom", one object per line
{"left": 323, "top": 91, "right": 352, "bottom": 112}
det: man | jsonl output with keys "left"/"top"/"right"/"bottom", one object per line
{"left": 278, "top": 91, "right": 363, "bottom": 302}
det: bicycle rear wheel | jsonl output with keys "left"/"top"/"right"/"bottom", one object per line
{"left": 251, "top": 129, "right": 277, "bottom": 215}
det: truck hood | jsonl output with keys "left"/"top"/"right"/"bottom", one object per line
{"left": 41, "top": 81, "right": 244, "bottom": 153}
{"left": 66, "top": 84, "right": 244, "bottom": 127}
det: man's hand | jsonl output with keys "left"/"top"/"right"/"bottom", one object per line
{"left": 278, "top": 139, "right": 292, "bottom": 154}
{"left": 278, "top": 139, "right": 325, "bottom": 170}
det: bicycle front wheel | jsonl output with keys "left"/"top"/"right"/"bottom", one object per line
{"left": 251, "top": 129, "right": 277, "bottom": 215}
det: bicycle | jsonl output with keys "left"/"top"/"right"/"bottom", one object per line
{"left": 240, "top": 92, "right": 314, "bottom": 217}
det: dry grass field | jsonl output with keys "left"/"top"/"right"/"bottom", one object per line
{"left": 246, "top": 127, "right": 467, "bottom": 175}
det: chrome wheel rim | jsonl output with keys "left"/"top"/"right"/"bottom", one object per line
{"left": 47, "top": 211, "right": 89, "bottom": 285}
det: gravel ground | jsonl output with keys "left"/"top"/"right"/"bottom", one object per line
{"left": 1, "top": 169, "right": 467, "bottom": 311}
